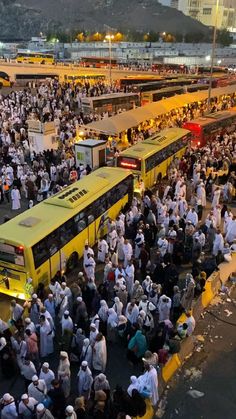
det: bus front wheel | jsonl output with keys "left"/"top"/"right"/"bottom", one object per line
{"left": 66, "top": 252, "right": 79, "bottom": 271}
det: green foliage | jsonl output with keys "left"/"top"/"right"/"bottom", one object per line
{"left": 217, "top": 29, "right": 233, "bottom": 47}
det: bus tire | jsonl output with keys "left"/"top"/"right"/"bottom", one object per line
{"left": 41, "top": 60, "right": 45, "bottom": 64}
{"left": 66, "top": 252, "right": 79, "bottom": 271}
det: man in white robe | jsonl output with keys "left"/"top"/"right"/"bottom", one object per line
{"left": 212, "top": 229, "right": 224, "bottom": 256}
{"left": 134, "top": 230, "right": 145, "bottom": 258}
{"left": 57, "top": 351, "right": 71, "bottom": 398}
{"left": 0, "top": 393, "right": 18, "bottom": 418}
{"left": 39, "top": 315, "right": 54, "bottom": 358}
{"left": 18, "top": 393, "right": 38, "bottom": 417}
{"left": 158, "top": 295, "right": 172, "bottom": 322}
{"left": 11, "top": 186, "right": 21, "bottom": 210}
{"left": 84, "top": 254, "right": 96, "bottom": 280}
{"left": 92, "top": 333, "right": 107, "bottom": 373}
{"left": 28, "top": 375, "right": 47, "bottom": 403}
{"left": 76, "top": 360, "right": 93, "bottom": 400}
{"left": 138, "top": 364, "right": 159, "bottom": 406}
{"left": 196, "top": 183, "right": 206, "bottom": 207}
{"left": 212, "top": 187, "right": 221, "bottom": 208}
{"left": 39, "top": 362, "right": 55, "bottom": 391}
{"left": 122, "top": 239, "right": 133, "bottom": 268}
{"left": 226, "top": 217, "right": 236, "bottom": 243}
{"left": 125, "top": 260, "right": 135, "bottom": 296}
{"left": 97, "top": 238, "right": 109, "bottom": 263}
{"left": 186, "top": 208, "right": 198, "bottom": 227}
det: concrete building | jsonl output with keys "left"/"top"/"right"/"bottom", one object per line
{"left": 178, "top": 0, "right": 236, "bottom": 30}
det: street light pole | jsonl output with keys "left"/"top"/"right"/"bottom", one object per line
{"left": 207, "top": 0, "right": 219, "bottom": 112}
{"left": 105, "top": 34, "right": 114, "bottom": 85}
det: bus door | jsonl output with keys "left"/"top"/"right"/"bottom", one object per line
{"left": 47, "top": 232, "right": 61, "bottom": 278}
{"left": 87, "top": 208, "right": 96, "bottom": 247}
{"left": 49, "top": 249, "right": 61, "bottom": 279}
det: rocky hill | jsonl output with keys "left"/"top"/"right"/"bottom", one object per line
{"left": 0, "top": 0, "right": 208, "bottom": 40}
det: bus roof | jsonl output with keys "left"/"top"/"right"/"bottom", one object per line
{"left": 0, "top": 167, "right": 131, "bottom": 248}
{"left": 119, "top": 142, "right": 162, "bottom": 160}
{"left": 119, "top": 127, "right": 190, "bottom": 159}
{"left": 184, "top": 110, "right": 236, "bottom": 127}
{"left": 144, "top": 128, "right": 191, "bottom": 145}
{"left": 81, "top": 92, "right": 139, "bottom": 102}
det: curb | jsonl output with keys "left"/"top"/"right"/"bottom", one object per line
{"left": 157, "top": 255, "right": 236, "bottom": 400}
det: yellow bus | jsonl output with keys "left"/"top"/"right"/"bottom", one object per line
{"left": 0, "top": 167, "right": 133, "bottom": 299}
{"left": 16, "top": 52, "right": 55, "bottom": 65}
{"left": 0, "top": 71, "right": 12, "bottom": 87}
{"left": 117, "top": 128, "right": 191, "bottom": 191}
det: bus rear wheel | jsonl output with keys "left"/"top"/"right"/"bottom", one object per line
{"left": 66, "top": 252, "right": 79, "bottom": 271}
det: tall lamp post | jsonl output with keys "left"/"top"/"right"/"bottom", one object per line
{"left": 207, "top": 0, "right": 219, "bottom": 112}
{"left": 105, "top": 34, "right": 114, "bottom": 85}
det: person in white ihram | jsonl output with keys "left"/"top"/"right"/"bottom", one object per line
{"left": 18, "top": 393, "right": 38, "bottom": 418}
{"left": 11, "top": 185, "right": 21, "bottom": 210}
{"left": 0, "top": 393, "right": 18, "bottom": 418}
{"left": 39, "top": 362, "right": 55, "bottom": 391}
{"left": 28, "top": 375, "right": 47, "bottom": 403}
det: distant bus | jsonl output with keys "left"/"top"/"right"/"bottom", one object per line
{"left": 117, "top": 128, "right": 191, "bottom": 191}
{"left": 120, "top": 76, "right": 164, "bottom": 87}
{"left": 141, "top": 83, "right": 209, "bottom": 105}
{"left": 0, "top": 71, "right": 12, "bottom": 88}
{"left": 15, "top": 73, "right": 59, "bottom": 86}
{"left": 197, "top": 66, "right": 228, "bottom": 74}
{"left": 80, "top": 57, "right": 118, "bottom": 68}
{"left": 0, "top": 167, "right": 133, "bottom": 299}
{"left": 16, "top": 52, "right": 55, "bottom": 65}
{"left": 81, "top": 93, "right": 140, "bottom": 114}
{"left": 141, "top": 86, "right": 184, "bottom": 105}
{"left": 183, "top": 110, "right": 236, "bottom": 147}
{"left": 131, "top": 78, "right": 198, "bottom": 93}
{"left": 64, "top": 74, "right": 106, "bottom": 84}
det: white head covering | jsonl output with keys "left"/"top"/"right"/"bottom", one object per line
{"left": 81, "top": 360, "right": 88, "bottom": 367}
{"left": 42, "top": 362, "right": 49, "bottom": 368}
{"left": 32, "top": 375, "right": 38, "bottom": 382}
{"left": 107, "top": 308, "right": 118, "bottom": 327}
{"left": 66, "top": 405, "right": 74, "bottom": 414}
{"left": 36, "top": 404, "right": 45, "bottom": 412}
{"left": 21, "top": 394, "right": 28, "bottom": 400}
{"left": 3, "top": 393, "right": 12, "bottom": 402}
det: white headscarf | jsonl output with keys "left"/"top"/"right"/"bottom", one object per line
{"left": 98, "top": 300, "right": 109, "bottom": 322}
{"left": 107, "top": 308, "right": 118, "bottom": 328}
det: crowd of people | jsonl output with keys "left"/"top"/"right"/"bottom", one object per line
{"left": 1, "top": 126, "right": 236, "bottom": 417}
{"left": 0, "top": 79, "right": 235, "bottom": 212}
{"left": 0, "top": 77, "right": 236, "bottom": 417}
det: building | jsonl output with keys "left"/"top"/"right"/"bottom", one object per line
{"left": 178, "top": 0, "right": 236, "bottom": 29}
{"left": 158, "top": 0, "right": 178, "bottom": 6}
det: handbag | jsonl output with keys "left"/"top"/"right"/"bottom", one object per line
{"left": 42, "top": 396, "right": 52, "bottom": 408}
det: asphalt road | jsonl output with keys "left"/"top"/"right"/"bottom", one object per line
{"left": 162, "top": 286, "right": 236, "bottom": 419}
{"left": 0, "top": 61, "right": 160, "bottom": 83}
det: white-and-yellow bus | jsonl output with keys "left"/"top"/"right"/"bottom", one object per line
{"left": 117, "top": 128, "right": 191, "bottom": 191}
{"left": 0, "top": 167, "right": 133, "bottom": 299}
{"left": 16, "top": 52, "right": 55, "bottom": 65}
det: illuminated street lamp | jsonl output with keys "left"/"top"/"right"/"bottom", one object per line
{"left": 207, "top": 0, "right": 219, "bottom": 111}
{"left": 205, "top": 55, "right": 211, "bottom": 62}
{"left": 105, "top": 34, "right": 114, "bottom": 85}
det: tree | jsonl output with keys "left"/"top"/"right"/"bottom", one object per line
{"left": 114, "top": 32, "right": 124, "bottom": 42}
{"left": 217, "top": 29, "right": 233, "bottom": 47}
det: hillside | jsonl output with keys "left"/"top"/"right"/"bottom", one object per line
{"left": 0, "top": 0, "right": 209, "bottom": 39}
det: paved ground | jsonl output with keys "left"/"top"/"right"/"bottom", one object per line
{"left": 162, "top": 285, "right": 236, "bottom": 419}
